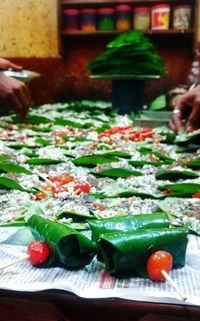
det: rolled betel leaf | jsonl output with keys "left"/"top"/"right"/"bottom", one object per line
{"left": 28, "top": 214, "right": 97, "bottom": 269}
{"left": 98, "top": 227, "right": 188, "bottom": 277}
{"left": 88, "top": 212, "right": 170, "bottom": 245}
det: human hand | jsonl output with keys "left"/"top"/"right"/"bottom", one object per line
{"left": 0, "top": 72, "right": 33, "bottom": 120}
{"left": 0, "top": 58, "right": 22, "bottom": 71}
{"left": 169, "top": 85, "right": 200, "bottom": 132}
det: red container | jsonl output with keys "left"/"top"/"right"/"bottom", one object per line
{"left": 63, "top": 9, "right": 80, "bottom": 31}
{"left": 151, "top": 4, "right": 170, "bottom": 30}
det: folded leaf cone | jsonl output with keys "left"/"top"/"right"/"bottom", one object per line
{"left": 98, "top": 227, "right": 188, "bottom": 277}
{"left": 28, "top": 214, "right": 97, "bottom": 269}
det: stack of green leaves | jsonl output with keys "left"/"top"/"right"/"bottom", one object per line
{"left": 87, "top": 31, "right": 165, "bottom": 76}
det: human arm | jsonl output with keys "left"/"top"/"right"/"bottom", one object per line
{"left": 169, "top": 85, "right": 200, "bottom": 132}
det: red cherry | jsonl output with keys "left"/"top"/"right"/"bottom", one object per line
{"left": 74, "top": 182, "right": 91, "bottom": 195}
{"left": 146, "top": 250, "right": 173, "bottom": 282}
{"left": 27, "top": 241, "right": 50, "bottom": 265}
{"left": 34, "top": 191, "right": 47, "bottom": 200}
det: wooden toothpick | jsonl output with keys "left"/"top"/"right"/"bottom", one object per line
{"left": 161, "top": 270, "right": 187, "bottom": 301}
{"left": 0, "top": 255, "right": 30, "bottom": 270}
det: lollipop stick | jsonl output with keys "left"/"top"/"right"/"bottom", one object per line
{"left": 0, "top": 255, "right": 30, "bottom": 270}
{"left": 33, "top": 169, "right": 57, "bottom": 188}
{"left": 161, "top": 269, "right": 187, "bottom": 301}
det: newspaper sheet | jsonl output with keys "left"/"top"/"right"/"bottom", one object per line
{"left": 0, "top": 227, "right": 199, "bottom": 306}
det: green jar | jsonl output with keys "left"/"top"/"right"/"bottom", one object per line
{"left": 97, "top": 8, "right": 115, "bottom": 30}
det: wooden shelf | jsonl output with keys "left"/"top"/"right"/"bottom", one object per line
{"left": 61, "top": 29, "right": 194, "bottom": 37}
{"left": 61, "top": 0, "right": 194, "bottom": 4}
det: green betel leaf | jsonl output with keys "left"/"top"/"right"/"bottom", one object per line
{"left": 88, "top": 213, "right": 170, "bottom": 245}
{"left": 0, "top": 163, "right": 32, "bottom": 175}
{"left": 158, "top": 198, "right": 200, "bottom": 235}
{"left": 88, "top": 191, "right": 158, "bottom": 199}
{"left": 12, "top": 114, "right": 52, "bottom": 124}
{"left": 149, "top": 95, "right": 167, "bottom": 111}
{"left": 155, "top": 170, "right": 199, "bottom": 181}
{"left": 139, "top": 147, "right": 174, "bottom": 164}
{"left": 158, "top": 183, "right": 200, "bottom": 194}
{"left": 26, "top": 158, "right": 64, "bottom": 165}
{"left": 90, "top": 168, "right": 143, "bottom": 179}
{"left": 0, "top": 176, "right": 34, "bottom": 193}
{"left": 129, "top": 160, "right": 165, "bottom": 167}
{"left": 103, "top": 151, "right": 131, "bottom": 158}
{"left": 34, "top": 138, "right": 52, "bottom": 146}
{"left": 88, "top": 193, "right": 116, "bottom": 199}
{"left": 0, "top": 216, "right": 27, "bottom": 227}
{"left": 175, "top": 129, "right": 200, "bottom": 145}
{"left": 28, "top": 214, "right": 97, "bottom": 269}
{"left": 54, "top": 118, "right": 88, "bottom": 128}
{"left": 57, "top": 210, "right": 94, "bottom": 222}
{"left": 183, "top": 158, "right": 200, "bottom": 169}
{"left": 0, "top": 155, "right": 9, "bottom": 162}
{"left": 8, "top": 144, "right": 39, "bottom": 149}
{"left": 118, "top": 191, "right": 158, "bottom": 199}
{"left": 23, "top": 152, "right": 39, "bottom": 158}
{"left": 73, "top": 155, "right": 119, "bottom": 167}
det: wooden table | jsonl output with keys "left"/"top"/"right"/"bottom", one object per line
{"left": 0, "top": 289, "right": 199, "bottom": 321}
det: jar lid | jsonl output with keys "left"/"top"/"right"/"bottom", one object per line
{"left": 134, "top": 6, "right": 150, "bottom": 13}
{"left": 97, "top": 8, "right": 115, "bottom": 14}
{"left": 81, "top": 8, "right": 96, "bottom": 14}
{"left": 116, "top": 4, "right": 131, "bottom": 11}
{"left": 152, "top": 4, "right": 170, "bottom": 10}
{"left": 64, "top": 9, "right": 79, "bottom": 15}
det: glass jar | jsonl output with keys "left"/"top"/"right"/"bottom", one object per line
{"left": 80, "top": 8, "right": 97, "bottom": 32}
{"left": 151, "top": 4, "right": 170, "bottom": 30}
{"left": 173, "top": 5, "right": 191, "bottom": 30}
{"left": 63, "top": 9, "right": 80, "bottom": 32}
{"left": 97, "top": 8, "right": 115, "bottom": 31}
{"left": 133, "top": 7, "right": 150, "bottom": 31}
{"left": 116, "top": 5, "right": 132, "bottom": 31}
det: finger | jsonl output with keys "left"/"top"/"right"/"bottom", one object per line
{"left": 170, "top": 110, "right": 183, "bottom": 132}
{"left": 10, "top": 94, "right": 24, "bottom": 115}
{"left": 168, "top": 119, "right": 177, "bottom": 132}
{"left": 7, "top": 62, "right": 23, "bottom": 71}
{"left": 186, "top": 99, "right": 200, "bottom": 132}
{"left": 18, "top": 84, "right": 32, "bottom": 107}
{"left": 22, "top": 84, "right": 33, "bottom": 106}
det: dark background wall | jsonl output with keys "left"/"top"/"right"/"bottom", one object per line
{"left": 8, "top": 34, "right": 193, "bottom": 108}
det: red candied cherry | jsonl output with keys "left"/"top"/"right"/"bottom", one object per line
{"left": 52, "top": 184, "right": 68, "bottom": 196}
{"left": 163, "top": 188, "right": 173, "bottom": 195}
{"left": 74, "top": 182, "right": 91, "bottom": 195}
{"left": 34, "top": 191, "right": 47, "bottom": 200}
{"left": 146, "top": 250, "right": 173, "bottom": 282}
{"left": 27, "top": 241, "right": 50, "bottom": 265}
{"left": 49, "top": 175, "right": 74, "bottom": 185}
{"left": 192, "top": 191, "right": 200, "bottom": 198}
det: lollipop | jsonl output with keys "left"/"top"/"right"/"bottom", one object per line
{"left": 146, "top": 250, "right": 187, "bottom": 301}
{"left": 0, "top": 241, "right": 50, "bottom": 270}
